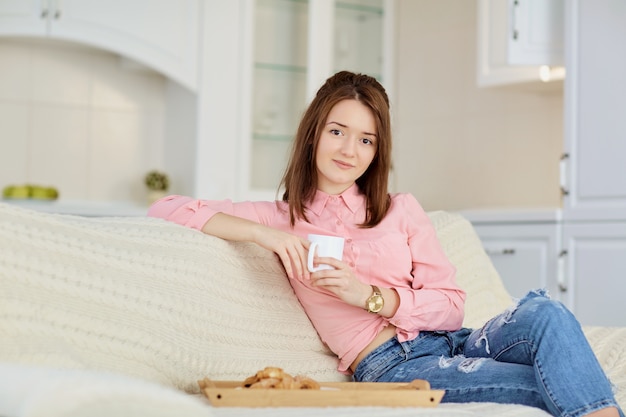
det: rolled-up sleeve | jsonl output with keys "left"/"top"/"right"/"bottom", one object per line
{"left": 147, "top": 195, "right": 266, "bottom": 230}
{"left": 386, "top": 195, "right": 466, "bottom": 340}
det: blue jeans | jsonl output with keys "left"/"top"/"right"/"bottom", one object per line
{"left": 353, "top": 290, "right": 624, "bottom": 417}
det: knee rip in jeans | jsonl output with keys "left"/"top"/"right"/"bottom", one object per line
{"left": 474, "top": 288, "right": 552, "bottom": 354}
{"left": 439, "top": 355, "right": 487, "bottom": 373}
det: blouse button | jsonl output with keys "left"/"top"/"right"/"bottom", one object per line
{"left": 349, "top": 262, "right": 355, "bottom": 267}
{"left": 336, "top": 220, "right": 342, "bottom": 225}
{"left": 346, "top": 238, "right": 352, "bottom": 243}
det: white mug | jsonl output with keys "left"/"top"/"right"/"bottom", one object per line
{"left": 307, "top": 234, "right": 345, "bottom": 272}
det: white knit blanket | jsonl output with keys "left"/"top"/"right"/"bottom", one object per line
{"left": 0, "top": 202, "right": 623, "bottom": 417}
{"left": 0, "top": 202, "right": 343, "bottom": 392}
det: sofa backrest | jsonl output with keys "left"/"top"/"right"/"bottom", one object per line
{"left": 0, "top": 203, "right": 512, "bottom": 393}
{"left": 428, "top": 210, "right": 512, "bottom": 328}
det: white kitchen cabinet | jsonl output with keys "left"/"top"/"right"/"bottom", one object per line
{"left": 561, "top": 222, "right": 626, "bottom": 327}
{"left": 562, "top": 0, "right": 626, "bottom": 222}
{"left": 462, "top": 209, "right": 563, "bottom": 302}
{"left": 232, "top": 0, "right": 395, "bottom": 201}
{"left": 472, "top": 223, "right": 561, "bottom": 301}
{"left": 463, "top": 210, "right": 626, "bottom": 327}
{"left": 476, "top": 0, "right": 565, "bottom": 87}
{"left": 0, "top": 0, "right": 199, "bottom": 91}
{"left": 462, "top": 0, "right": 626, "bottom": 327}
{"left": 555, "top": 0, "right": 626, "bottom": 328}
{"left": 0, "top": 0, "right": 46, "bottom": 34}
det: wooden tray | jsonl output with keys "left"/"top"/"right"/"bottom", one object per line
{"left": 198, "top": 378, "right": 445, "bottom": 407}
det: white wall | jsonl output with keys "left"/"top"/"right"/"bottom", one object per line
{"left": 0, "top": 39, "right": 167, "bottom": 204}
{"left": 392, "top": 0, "right": 564, "bottom": 212}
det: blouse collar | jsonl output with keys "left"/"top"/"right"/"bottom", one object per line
{"left": 308, "top": 183, "right": 364, "bottom": 216}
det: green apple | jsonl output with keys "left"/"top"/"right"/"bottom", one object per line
{"left": 47, "top": 187, "right": 59, "bottom": 199}
{"left": 4, "top": 185, "right": 31, "bottom": 199}
{"left": 2, "top": 185, "right": 14, "bottom": 199}
{"left": 2, "top": 184, "right": 59, "bottom": 200}
{"left": 31, "top": 186, "right": 59, "bottom": 200}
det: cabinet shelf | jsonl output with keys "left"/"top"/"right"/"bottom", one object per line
{"left": 336, "top": 2, "right": 383, "bottom": 15}
{"left": 254, "top": 62, "right": 306, "bottom": 73}
{"left": 253, "top": 133, "right": 294, "bottom": 142}
{"left": 333, "top": 0, "right": 384, "bottom": 81}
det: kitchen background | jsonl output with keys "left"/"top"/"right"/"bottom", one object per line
{"left": 394, "top": 0, "right": 563, "bottom": 211}
{"left": 0, "top": 0, "right": 562, "bottom": 210}
{"left": 1, "top": 0, "right": 625, "bottom": 327}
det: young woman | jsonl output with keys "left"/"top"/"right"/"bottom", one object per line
{"left": 148, "top": 71, "right": 622, "bottom": 417}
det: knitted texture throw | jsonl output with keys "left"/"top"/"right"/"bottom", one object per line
{"left": 0, "top": 202, "right": 341, "bottom": 392}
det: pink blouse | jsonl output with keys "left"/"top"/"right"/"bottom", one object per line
{"left": 147, "top": 184, "right": 466, "bottom": 374}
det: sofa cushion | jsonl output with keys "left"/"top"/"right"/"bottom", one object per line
{"left": 0, "top": 362, "right": 211, "bottom": 417}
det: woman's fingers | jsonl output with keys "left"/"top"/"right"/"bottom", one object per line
{"left": 296, "top": 239, "right": 310, "bottom": 280}
{"left": 310, "top": 256, "right": 342, "bottom": 271}
{"left": 280, "top": 238, "right": 311, "bottom": 281}
{"left": 287, "top": 245, "right": 305, "bottom": 280}
{"left": 255, "top": 229, "right": 312, "bottom": 281}
{"left": 309, "top": 258, "right": 369, "bottom": 307}
{"left": 276, "top": 249, "right": 295, "bottom": 279}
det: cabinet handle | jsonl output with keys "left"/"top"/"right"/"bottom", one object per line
{"left": 485, "top": 248, "right": 516, "bottom": 256}
{"left": 511, "top": 0, "right": 520, "bottom": 41}
{"left": 51, "top": 0, "right": 61, "bottom": 19}
{"left": 560, "top": 153, "right": 570, "bottom": 197}
{"left": 40, "top": 9, "right": 48, "bottom": 18}
{"left": 557, "top": 250, "right": 568, "bottom": 292}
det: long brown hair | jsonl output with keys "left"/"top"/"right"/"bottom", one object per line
{"left": 280, "top": 71, "right": 392, "bottom": 228}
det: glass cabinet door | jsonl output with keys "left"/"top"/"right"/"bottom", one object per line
{"left": 245, "top": 0, "right": 388, "bottom": 200}
{"left": 251, "top": 0, "right": 308, "bottom": 193}
{"left": 334, "top": 0, "right": 384, "bottom": 80}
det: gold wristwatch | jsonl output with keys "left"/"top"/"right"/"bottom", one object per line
{"left": 366, "top": 285, "right": 384, "bottom": 313}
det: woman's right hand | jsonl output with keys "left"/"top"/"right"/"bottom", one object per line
{"left": 252, "top": 224, "right": 311, "bottom": 281}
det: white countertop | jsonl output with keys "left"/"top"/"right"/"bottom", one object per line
{"left": 456, "top": 207, "right": 563, "bottom": 224}
{"left": 2, "top": 199, "right": 149, "bottom": 217}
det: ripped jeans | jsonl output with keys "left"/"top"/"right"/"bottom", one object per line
{"left": 352, "top": 290, "right": 624, "bottom": 417}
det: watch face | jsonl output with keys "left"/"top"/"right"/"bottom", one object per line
{"left": 368, "top": 295, "right": 384, "bottom": 313}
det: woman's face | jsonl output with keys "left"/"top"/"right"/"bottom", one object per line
{"left": 315, "top": 99, "right": 378, "bottom": 195}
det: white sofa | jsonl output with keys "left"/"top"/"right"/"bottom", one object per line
{"left": 0, "top": 201, "right": 623, "bottom": 417}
